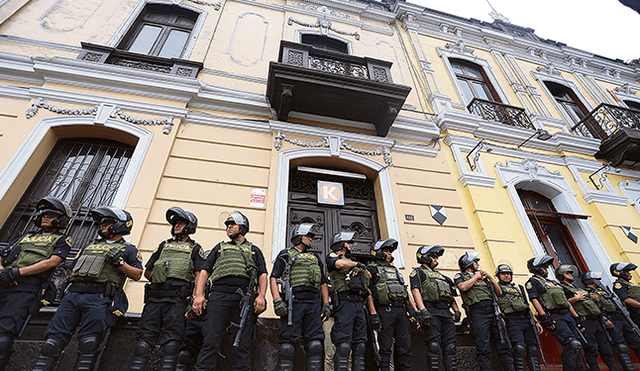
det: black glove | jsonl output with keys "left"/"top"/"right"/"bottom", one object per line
{"left": 539, "top": 313, "right": 555, "bottom": 329}
{"left": 575, "top": 316, "right": 586, "bottom": 331}
{"left": 453, "top": 310, "right": 462, "bottom": 323}
{"left": 419, "top": 308, "right": 431, "bottom": 327}
{"left": 106, "top": 247, "right": 124, "bottom": 266}
{"left": 322, "top": 303, "right": 332, "bottom": 320}
{"left": 0, "top": 267, "right": 20, "bottom": 287}
{"left": 369, "top": 314, "right": 381, "bottom": 330}
{"left": 273, "top": 297, "right": 287, "bottom": 317}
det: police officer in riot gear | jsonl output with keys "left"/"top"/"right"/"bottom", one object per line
{"left": 0, "top": 197, "right": 73, "bottom": 371}
{"left": 495, "top": 263, "right": 543, "bottom": 371}
{"left": 33, "top": 206, "right": 143, "bottom": 371}
{"left": 410, "top": 245, "right": 460, "bottom": 371}
{"left": 582, "top": 271, "right": 638, "bottom": 371}
{"left": 556, "top": 265, "right": 618, "bottom": 371}
{"left": 366, "top": 238, "right": 416, "bottom": 371}
{"left": 130, "top": 207, "right": 205, "bottom": 371}
{"left": 526, "top": 255, "right": 584, "bottom": 371}
{"left": 191, "top": 211, "right": 268, "bottom": 371}
{"left": 270, "top": 223, "right": 330, "bottom": 371}
{"left": 455, "top": 252, "right": 514, "bottom": 371}
{"left": 611, "top": 262, "right": 640, "bottom": 327}
{"left": 326, "top": 231, "right": 372, "bottom": 371}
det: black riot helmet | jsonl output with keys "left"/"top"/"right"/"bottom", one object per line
{"left": 290, "top": 223, "right": 316, "bottom": 247}
{"left": 495, "top": 263, "right": 513, "bottom": 275}
{"left": 370, "top": 238, "right": 398, "bottom": 261}
{"left": 527, "top": 255, "right": 554, "bottom": 275}
{"left": 34, "top": 197, "right": 72, "bottom": 230}
{"left": 458, "top": 251, "right": 480, "bottom": 271}
{"left": 555, "top": 264, "right": 576, "bottom": 283}
{"left": 224, "top": 211, "right": 250, "bottom": 239}
{"left": 610, "top": 262, "right": 637, "bottom": 280}
{"left": 330, "top": 231, "right": 355, "bottom": 252}
{"left": 416, "top": 245, "right": 444, "bottom": 266}
{"left": 166, "top": 207, "right": 198, "bottom": 237}
{"left": 91, "top": 206, "right": 133, "bottom": 238}
{"left": 581, "top": 271, "right": 602, "bottom": 286}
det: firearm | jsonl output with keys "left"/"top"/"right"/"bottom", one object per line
{"left": 365, "top": 312, "right": 381, "bottom": 367}
{"left": 275, "top": 256, "right": 295, "bottom": 326}
{"left": 486, "top": 278, "right": 511, "bottom": 348}
{"left": 518, "top": 285, "right": 547, "bottom": 368}
{"left": 597, "top": 282, "right": 640, "bottom": 337}
{"left": 231, "top": 264, "right": 258, "bottom": 348}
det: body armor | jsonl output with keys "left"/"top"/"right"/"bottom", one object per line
{"left": 456, "top": 271, "right": 491, "bottom": 306}
{"left": 496, "top": 282, "right": 528, "bottom": 314}
{"left": 329, "top": 256, "right": 367, "bottom": 293}
{"left": 560, "top": 283, "right": 600, "bottom": 316}
{"left": 617, "top": 280, "right": 640, "bottom": 301}
{"left": 209, "top": 241, "right": 254, "bottom": 283}
{"left": 9, "top": 232, "right": 65, "bottom": 280}
{"left": 418, "top": 266, "right": 453, "bottom": 303}
{"left": 71, "top": 241, "right": 130, "bottom": 287}
{"left": 288, "top": 248, "right": 321, "bottom": 289}
{"left": 531, "top": 276, "right": 569, "bottom": 310}
{"left": 150, "top": 240, "right": 196, "bottom": 283}
{"left": 590, "top": 287, "right": 617, "bottom": 314}
{"left": 370, "top": 261, "right": 407, "bottom": 305}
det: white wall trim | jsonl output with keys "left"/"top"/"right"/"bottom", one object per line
{"left": 619, "top": 180, "right": 640, "bottom": 217}
{"left": 271, "top": 148, "right": 405, "bottom": 267}
{"left": 495, "top": 158, "right": 613, "bottom": 285}
{"left": 0, "top": 116, "right": 153, "bottom": 208}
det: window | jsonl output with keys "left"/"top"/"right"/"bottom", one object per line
{"left": 301, "top": 34, "right": 349, "bottom": 54}
{"left": 625, "top": 100, "right": 640, "bottom": 112}
{"left": 450, "top": 59, "right": 501, "bottom": 103}
{"left": 544, "top": 81, "right": 589, "bottom": 123}
{"left": 118, "top": 4, "right": 198, "bottom": 59}
{"left": 0, "top": 138, "right": 134, "bottom": 256}
{"left": 518, "top": 190, "right": 588, "bottom": 274}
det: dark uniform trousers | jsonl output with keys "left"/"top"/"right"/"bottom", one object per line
{"left": 279, "top": 297, "right": 324, "bottom": 345}
{"left": 45, "top": 292, "right": 111, "bottom": 346}
{"left": 609, "top": 313, "right": 640, "bottom": 356}
{"left": 582, "top": 315, "right": 617, "bottom": 371}
{"left": 423, "top": 307, "right": 456, "bottom": 359}
{"left": 179, "top": 319, "right": 205, "bottom": 360}
{"left": 0, "top": 284, "right": 39, "bottom": 336}
{"left": 194, "top": 290, "right": 255, "bottom": 371}
{"left": 547, "top": 310, "right": 585, "bottom": 371}
{"left": 377, "top": 304, "right": 412, "bottom": 371}
{"left": 331, "top": 300, "right": 367, "bottom": 345}
{"left": 504, "top": 313, "right": 537, "bottom": 348}
{"left": 469, "top": 302, "right": 514, "bottom": 371}
{"left": 135, "top": 299, "right": 187, "bottom": 347}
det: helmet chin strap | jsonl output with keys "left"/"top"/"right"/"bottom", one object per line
{"left": 229, "top": 232, "right": 241, "bottom": 241}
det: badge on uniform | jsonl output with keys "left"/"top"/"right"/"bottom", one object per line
{"left": 199, "top": 248, "right": 205, "bottom": 258}
{"left": 526, "top": 282, "right": 532, "bottom": 289}
{"left": 409, "top": 270, "right": 417, "bottom": 277}
{"left": 614, "top": 282, "right": 623, "bottom": 289}
{"left": 136, "top": 251, "right": 143, "bottom": 262}
{"left": 65, "top": 236, "right": 73, "bottom": 247}
{"left": 329, "top": 252, "right": 338, "bottom": 258}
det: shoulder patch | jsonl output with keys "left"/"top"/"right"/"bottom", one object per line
{"left": 454, "top": 273, "right": 462, "bottom": 279}
{"left": 65, "top": 236, "right": 73, "bottom": 247}
{"left": 199, "top": 247, "right": 205, "bottom": 258}
{"left": 526, "top": 282, "right": 533, "bottom": 289}
{"left": 136, "top": 251, "right": 143, "bottom": 262}
{"left": 409, "top": 270, "right": 417, "bottom": 277}
{"left": 614, "top": 282, "right": 623, "bottom": 289}
{"left": 329, "top": 252, "right": 338, "bottom": 258}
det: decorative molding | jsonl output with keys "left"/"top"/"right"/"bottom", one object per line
{"left": 445, "top": 137, "right": 496, "bottom": 188}
{"left": 288, "top": 16, "right": 360, "bottom": 40}
{"left": 444, "top": 40, "right": 473, "bottom": 55}
{"left": 567, "top": 163, "right": 628, "bottom": 206}
{"left": 26, "top": 98, "right": 175, "bottom": 134}
{"left": 536, "top": 63, "right": 561, "bottom": 77}
{"left": 185, "top": 0, "right": 221, "bottom": 9}
{"left": 293, "top": 2, "right": 351, "bottom": 18}
{"left": 527, "top": 47, "right": 548, "bottom": 60}
{"left": 615, "top": 83, "right": 637, "bottom": 96}
{"left": 619, "top": 180, "right": 640, "bottom": 217}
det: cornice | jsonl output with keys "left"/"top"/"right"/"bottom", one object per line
{"left": 0, "top": 33, "right": 81, "bottom": 53}
{"left": 0, "top": 52, "right": 42, "bottom": 85}
{"left": 189, "top": 84, "right": 272, "bottom": 117}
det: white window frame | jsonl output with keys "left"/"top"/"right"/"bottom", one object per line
{"left": 532, "top": 72, "right": 593, "bottom": 130}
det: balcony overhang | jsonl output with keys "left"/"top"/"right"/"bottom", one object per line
{"left": 266, "top": 41, "right": 411, "bottom": 137}
{"left": 595, "top": 127, "right": 640, "bottom": 166}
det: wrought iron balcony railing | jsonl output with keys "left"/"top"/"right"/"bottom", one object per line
{"left": 571, "top": 103, "right": 640, "bottom": 140}
{"left": 467, "top": 98, "right": 535, "bottom": 130}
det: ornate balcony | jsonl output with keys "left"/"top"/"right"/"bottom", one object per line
{"left": 571, "top": 103, "right": 640, "bottom": 166}
{"left": 467, "top": 98, "right": 535, "bottom": 130}
{"left": 266, "top": 41, "right": 411, "bottom": 137}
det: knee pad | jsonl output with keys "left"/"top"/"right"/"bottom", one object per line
{"left": 353, "top": 343, "right": 365, "bottom": 355}
{"left": 444, "top": 343, "right": 456, "bottom": 356}
{"left": 305, "top": 340, "right": 323, "bottom": 355}
{"left": 336, "top": 343, "right": 351, "bottom": 357}
{"left": 133, "top": 341, "right": 153, "bottom": 357}
{"left": 0, "top": 334, "right": 15, "bottom": 353}
{"left": 567, "top": 338, "right": 582, "bottom": 351}
{"left": 512, "top": 343, "right": 526, "bottom": 357}
{"left": 162, "top": 340, "right": 180, "bottom": 357}
{"left": 427, "top": 341, "right": 441, "bottom": 354}
{"left": 177, "top": 349, "right": 192, "bottom": 364}
{"left": 78, "top": 335, "right": 100, "bottom": 354}
{"left": 614, "top": 343, "right": 630, "bottom": 354}
{"left": 41, "top": 337, "right": 64, "bottom": 357}
{"left": 526, "top": 345, "right": 538, "bottom": 357}
{"left": 279, "top": 342, "right": 296, "bottom": 358}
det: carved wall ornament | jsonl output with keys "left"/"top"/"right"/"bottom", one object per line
{"left": 602, "top": 67, "right": 620, "bottom": 79}
{"left": 615, "top": 83, "right": 636, "bottom": 96}
{"left": 288, "top": 16, "right": 360, "bottom": 40}
{"left": 274, "top": 131, "right": 392, "bottom": 165}
{"left": 293, "top": 3, "right": 350, "bottom": 18}
{"left": 527, "top": 47, "right": 548, "bottom": 60}
{"left": 536, "top": 63, "right": 561, "bottom": 77}
{"left": 185, "top": 0, "right": 221, "bottom": 9}
{"left": 26, "top": 98, "right": 175, "bottom": 134}
{"left": 521, "top": 158, "right": 540, "bottom": 180}
{"left": 444, "top": 40, "right": 473, "bottom": 55}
